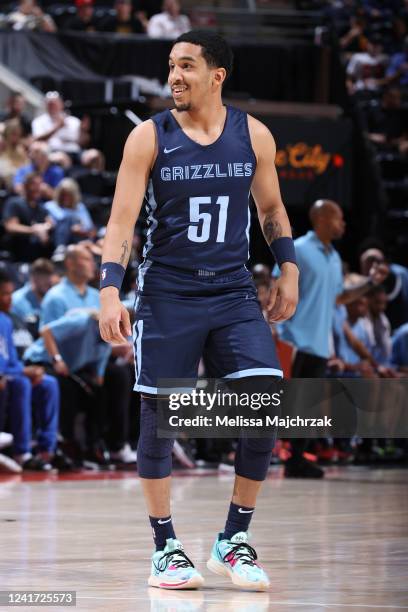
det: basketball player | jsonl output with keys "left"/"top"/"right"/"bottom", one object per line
{"left": 99, "top": 31, "right": 298, "bottom": 591}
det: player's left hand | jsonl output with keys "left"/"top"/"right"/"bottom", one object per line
{"left": 267, "top": 264, "right": 299, "bottom": 323}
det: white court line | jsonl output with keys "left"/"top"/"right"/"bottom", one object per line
{"left": 76, "top": 595, "right": 408, "bottom": 608}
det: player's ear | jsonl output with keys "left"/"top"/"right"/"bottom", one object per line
{"left": 213, "top": 67, "right": 226, "bottom": 88}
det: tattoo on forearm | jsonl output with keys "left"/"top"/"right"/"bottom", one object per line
{"left": 119, "top": 240, "right": 129, "bottom": 265}
{"left": 263, "top": 215, "right": 282, "bottom": 244}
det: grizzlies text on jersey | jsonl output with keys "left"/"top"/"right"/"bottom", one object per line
{"left": 143, "top": 105, "right": 256, "bottom": 274}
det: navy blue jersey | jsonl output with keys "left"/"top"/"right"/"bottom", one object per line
{"left": 143, "top": 105, "right": 256, "bottom": 274}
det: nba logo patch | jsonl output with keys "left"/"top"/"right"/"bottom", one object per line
{"left": 101, "top": 268, "right": 106, "bottom": 280}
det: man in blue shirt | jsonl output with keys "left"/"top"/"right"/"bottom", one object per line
{"left": 12, "top": 258, "right": 56, "bottom": 329}
{"left": 40, "top": 244, "right": 100, "bottom": 326}
{"left": 3, "top": 173, "right": 54, "bottom": 262}
{"left": 25, "top": 310, "right": 111, "bottom": 383}
{"left": 277, "top": 200, "right": 388, "bottom": 477}
{"left": 40, "top": 244, "right": 135, "bottom": 466}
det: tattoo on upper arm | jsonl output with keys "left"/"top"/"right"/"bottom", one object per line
{"left": 263, "top": 214, "right": 282, "bottom": 244}
{"left": 119, "top": 240, "right": 129, "bottom": 265}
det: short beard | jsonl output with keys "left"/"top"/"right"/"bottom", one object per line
{"left": 175, "top": 101, "right": 191, "bottom": 112}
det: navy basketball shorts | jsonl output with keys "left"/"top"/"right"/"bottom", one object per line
{"left": 133, "top": 261, "right": 283, "bottom": 394}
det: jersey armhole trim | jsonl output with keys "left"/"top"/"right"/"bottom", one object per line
{"left": 245, "top": 113, "right": 258, "bottom": 170}
{"left": 149, "top": 118, "right": 161, "bottom": 176}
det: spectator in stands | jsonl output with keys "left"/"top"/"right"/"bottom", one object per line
{"left": 147, "top": 0, "right": 191, "bottom": 39}
{"left": 63, "top": 0, "right": 98, "bottom": 32}
{"left": 40, "top": 244, "right": 98, "bottom": 325}
{"left": 99, "top": 0, "right": 145, "bottom": 34}
{"left": 32, "top": 92, "right": 86, "bottom": 158}
{"left": 0, "top": 292, "right": 61, "bottom": 471}
{"left": 39, "top": 245, "right": 135, "bottom": 465}
{"left": 0, "top": 267, "right": 74, "bottom": 474}
{"left": 339, "top": 15, "right": 369, "bottom": 57}
{"left": 0, "top": 92, "right": 31, "bottom": 138}
{"left": 346, "top": 35, "right": 388, "bottom": 93}
{"left": 45, "top": 178, "right": 95, "bottom": 246}
{"left": 12, "top": 258, "right": 55, "bottom": 323}
{"left": 3, "top": 173, "right": 54, "bottom": 262}
{"left": 13, "top": 141, "right": 64, "bottom": 199}
{"left": 332, "top": 295, "right": 377, "bottom": 377}
{"left": 364, "top": 86, "right": 407, "bottom": 150}
{"left": 359, "top": 246, "right": 408, "bottom": 329}
{"left": 366, "top": 285, "right": 393, "bottom": 366}
{"left": 385, "top": 35, "right": 408, "bottom": 86}
{"left": 391, "top": 322, "right": 408, "bottom": 374}
{"left": 276, "top": 200, "right": 388, "bottom": 478}
{"left": 0, "top": 120, "right": 29, "bottom": 190}
{"left": 6, "top": 0, "right": 56, "bottom": 33}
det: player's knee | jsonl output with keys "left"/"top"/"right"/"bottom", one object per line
{"left": 138, "top": 396, "right": 174, "bottom": 478}
{"left": 234, "top": 435, "right": 276, "bottom": 481}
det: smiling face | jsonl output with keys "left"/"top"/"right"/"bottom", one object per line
{"left": 168, "top": 42, "right": 225, "bottom": 112}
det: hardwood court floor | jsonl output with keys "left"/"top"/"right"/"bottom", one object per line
{"left": 0, "top": 466, "right": 407, "bottom": 611}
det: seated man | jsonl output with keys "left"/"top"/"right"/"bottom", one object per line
{"left": 6, "top": 0, "right": 56, "bottom": 32}
{"left": 0, "top": 92, "right": 32, "bottom": 139}
{"left": 32, "top": 92, "right": 88, "bottom": 158}
{"left": 2, "top": 173, "right": 54, "bottom": 262}
{"left": 0, "top": 310, "right": 63, "bottom": 471}
{"left": 12, "top": 258, "right": 56, "bottom": 327}
{"left": 38, "top": 245, "right": 136, "bottom": 465}
{"left": 332, "top": 299, "right": 377, "bottom": 377}
{"left": 147, "top": 0, "right": 191, "bottom": 39}
{"left": 366, "top": 285, "right": 393, "bottom": 366}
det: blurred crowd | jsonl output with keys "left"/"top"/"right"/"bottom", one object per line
{"left": 0, "top": 87, "right": 406, "bottom": 478}
{"left": 325, "top": 1, "right": 408, "bottom": 161}
{"left": 1, "top": 0, "right": 191, "bottom": 39}
{"left": 0, "top": 0, "right": 407, "bottom": 477}
{"left": 0, "top": 89, "right": 143, "bottom": 474}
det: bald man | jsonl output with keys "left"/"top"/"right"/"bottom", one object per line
{"left": 39, "top": 245, "right": 135, "bottom": 467}
{"left": 276, "top": 199, "right": 388, "bottom": 478}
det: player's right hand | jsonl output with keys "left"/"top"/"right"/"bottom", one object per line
{"left": 99, "top": 289, "right": 132, "bottom": 344}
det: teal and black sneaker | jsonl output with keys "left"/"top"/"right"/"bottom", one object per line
{"left": 148, "top": 538, "right": 204, "bottom": 590}
{"left": 207, "top": 531, "right": 270, "bottom": 591}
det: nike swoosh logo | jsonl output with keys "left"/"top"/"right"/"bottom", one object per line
{"left": 238, "top": 508, "right": 254, "bottom": 514}
{"left": 157, "top": 518, "right": 172, "bottom": 524}
{"left": 164, "top": 146, "right": 182, "bottom": 154}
